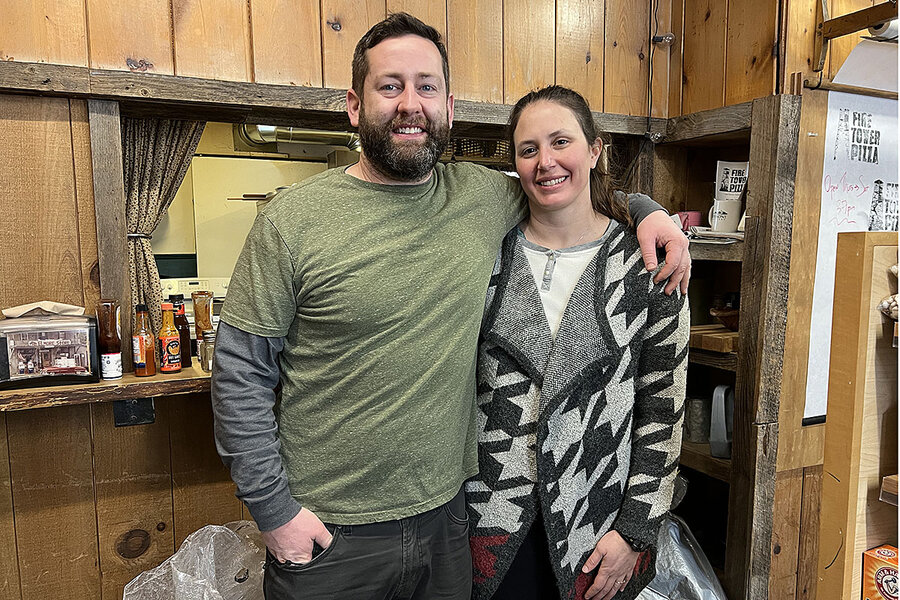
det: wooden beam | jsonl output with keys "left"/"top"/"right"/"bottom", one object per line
{"left": 0, "top": 60, "right": 89, "bottom": 94}
{"left": 821, "top": 1, "right": 897, "bottom": 40}
{"left": 740, "top": 94, "right": 801, "bottom": 424}
{"left": 814, "top": 1, "right": 898, "bottom": 72}
{"left": 724, "top": 421, "right": 780, "bottom": 599}
{"left": 724, "top": 94, "right": 801, "bottom": 599}
{"left": 803, "top": 77, "right": 899, "bottom": 100}
{"left": 88, "top": 99, "right": 132, "bottom": 372}
{"left": 663, "top": 101, "right": 753, "bottom": 143}
{"left": 0, "top": 60, "right": 664, "bottom": 138}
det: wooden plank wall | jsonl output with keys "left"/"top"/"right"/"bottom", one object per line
{"left": 2, "top": 0, "right": 883, "bottom": 117}
{"left": 0, "top": 0, "right": 793, "bottom": 118}
{"left": 0, "top": 94, "right": 242, "bottom": 600}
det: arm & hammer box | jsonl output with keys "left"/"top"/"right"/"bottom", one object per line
{"left": 865, "top": 544, "right": 898, "bottom": 600}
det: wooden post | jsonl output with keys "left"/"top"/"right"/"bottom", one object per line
{"left": 88, "top": 99, "right": 133, "bottom": 372}
{"left": 724, "top": 93, "right": 801, "bottom": 599}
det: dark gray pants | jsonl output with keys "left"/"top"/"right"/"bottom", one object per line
{"left": 264, "top": 487, "right": 472, "bottom": 600}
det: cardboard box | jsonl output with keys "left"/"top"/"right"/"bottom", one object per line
{"left": 864, "top": 544, "right": 898, "bottom": 600}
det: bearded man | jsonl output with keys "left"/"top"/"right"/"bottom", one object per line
{"left": 211, "top": 13, "right": 689, "bottom": 600}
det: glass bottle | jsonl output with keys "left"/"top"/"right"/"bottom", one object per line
{"left": 158, "top": 302, "right": 182, "bottom": 373}
{"left": 96, "top": 299, "right": 122, "bottom": 380}
{"left": 132, "top": 304, "right": 156, "bottom": 377}
{"left": 199, "top": 330, "right": 216, "bottom": 373}
{"left": 191, "top": 290, "right": 214, "bottom": 340}
{"left": 169, "top": 294, "right": 193, "bottom": 368}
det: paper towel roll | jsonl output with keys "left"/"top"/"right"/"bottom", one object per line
{"left": 868, "top": 20, "right": 898, "bottom": 41}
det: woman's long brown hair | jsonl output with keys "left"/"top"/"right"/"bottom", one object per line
{"left": 507, "top": 85, "right": 632, "bottom": 226}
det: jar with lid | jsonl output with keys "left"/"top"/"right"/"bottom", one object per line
{"left": 198, "top": 330, "right": 216, "bottom": 373}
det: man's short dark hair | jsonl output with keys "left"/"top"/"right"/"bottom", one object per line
{"left": 351, "top": 13, "right": 450, "bottom": 97}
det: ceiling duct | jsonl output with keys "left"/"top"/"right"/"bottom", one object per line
{"left": 239, "top": 124, "right": 361, "bottom": 151}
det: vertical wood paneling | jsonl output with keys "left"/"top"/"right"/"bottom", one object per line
{"left": 386, "top": 0, "right": 447, "bottom": 38}
{"left": 503, "top": 0, "right": 555, "bottom": 104}
{"left": 251, "top": 0, "right": 323, "bottom": 86}
{"left": 555, "top": 0, "right": 605, "bottom": 110}
{"left": 603, "top": 0, "right": 650, "bottom": 115}
{"left": 682, "top": 0, "right": 726, "bottom": 113}
{"left": 769, "top": 468, "right": 804, "bottom": 598}
{"left": 168, "top": 395, "right": 243, "bottom": 547}
{"left": 782, "top": 0, "right": 818, "bottom": 91}
{"left": 447, "top": 0, "right": 503, "bottom": 103}
{"left": 828, "top": 0, "right": 876, "bottom": 80}
{"left": 322, "top": 0, "right": 387, "bottom": 90}
{"left": 0, "top": 415, "right": 20, "bottom": 600}
{"left": 7, "top": 407, "right": 99, "bottom": 600}
{"left": 0, "top": 95, "right": 84, "bottom": 309}
{"left": 69, "top": 100, "right": 101, "bottom": 314}
{"left": 172, "top": 0, "right": 253, "bottom": 82}
{"left": 667, "top": 0, "right": 685, "bottom": 116}
{"left": 650, "top": 0, "right": 675, "bottom": 117}
{"left": 92, "top": 403, "right": 175, "bottom": 600}
{"left": 725, "top": 0, "right": 777, "bottom": 106}
{"left": 796, "top": 465, "right": 823, "bottom": 600}
{"left": 85, "top": 0, "right": 174, "bottom": 73}
{"left": 0, "top": 0, "right": 87, "bottom": 65}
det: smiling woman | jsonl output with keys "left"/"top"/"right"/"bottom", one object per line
{"left": 465, "top": 86, "right": 689, "bottom": 600}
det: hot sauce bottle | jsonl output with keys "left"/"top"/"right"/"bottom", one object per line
{"left": 158, "top": 302, "right": 182, "bottom": 373}
{"left": 169, "top": 294, "right": 193, "bottom": 368}
{"left": 96, "top": 299, "right": 122, "bottom": 380}
{"left": 132, "top": 304, "right": 157, "bottom": 377}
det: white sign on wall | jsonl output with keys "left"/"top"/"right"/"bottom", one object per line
{"left": 803, "top": 90, "right": 898, "bottom": 421}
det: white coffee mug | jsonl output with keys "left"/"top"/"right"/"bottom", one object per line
{"left": 708, "top": 199, "right": 742, "bottom": 232}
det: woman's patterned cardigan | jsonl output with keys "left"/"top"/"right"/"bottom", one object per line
{"left": 465, "top": 222, "right": 690, "bottom": 600}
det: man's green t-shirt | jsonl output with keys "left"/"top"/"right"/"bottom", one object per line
{"left": 220, "top": 163, "right": 524, "bottom": 523}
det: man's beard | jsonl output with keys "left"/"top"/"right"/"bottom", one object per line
{"left": 357, "top": 108, "right": 450, "bottom": 182}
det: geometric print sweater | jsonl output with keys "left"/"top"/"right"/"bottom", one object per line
{"left": 465, "top": 221, "right": 689, "bottom": 600}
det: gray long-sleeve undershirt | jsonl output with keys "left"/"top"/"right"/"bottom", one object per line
{"left": 211, "top": 195, "right": 665, "bottom": 532}
{"left": 212, "top": 322, "right": 301, "bottom": 531}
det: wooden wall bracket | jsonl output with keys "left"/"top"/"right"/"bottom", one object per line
{"left": 814, "top": 0, "right": 898, "bottom": 72}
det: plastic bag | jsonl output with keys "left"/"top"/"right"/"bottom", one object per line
{"left": 123, "top": 521, "right": 265, "bottom": 600}
{"left": 637, "top": 514, "right": 728, "bottom": 600}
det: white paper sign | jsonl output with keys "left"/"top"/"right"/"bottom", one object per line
{"left": 804, "top": 91, "right": 898, "bottom": 420}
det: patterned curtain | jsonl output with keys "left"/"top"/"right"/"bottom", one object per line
{"left": 122, "top": 117, "right": 205, "bottom": 333}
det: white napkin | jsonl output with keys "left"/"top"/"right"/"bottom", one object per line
{"left": 1, "top": 301, "right": 86, "bottom": 319}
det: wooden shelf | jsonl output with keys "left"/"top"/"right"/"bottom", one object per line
{"left": 680, "top": 440, "right": 732, "bottom": 483}
{"left": 689, "top": 240, "right": 744, "bottom": 262}
{"left": 663, "top": 102, "right": 752, "bottom": 144}
{"left": 688, "top": 348, "right": 738, "bottom": 371}
{"left": 0, "top": 60, "right": 666, "bottom": 139}
{"left": 0, "top": 364, "right": 210, "bottom": 412}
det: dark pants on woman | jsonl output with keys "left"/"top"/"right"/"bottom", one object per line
{"left": 263, "top": 487, "right": 472, "bottom": 599}
{"left": 493, "top": 521, "right": 561, "bottom": 600}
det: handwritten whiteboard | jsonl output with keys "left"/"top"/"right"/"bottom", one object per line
{"left": 804, "top": 92, "right": 898, "bottom": 421}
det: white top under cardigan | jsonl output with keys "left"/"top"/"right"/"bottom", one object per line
{"left": 519, "top": 225, "right": 613, "bottom": 338}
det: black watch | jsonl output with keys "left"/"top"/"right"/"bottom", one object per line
{"left": 617, "top": 531, "right": 649, "bottom": 552}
